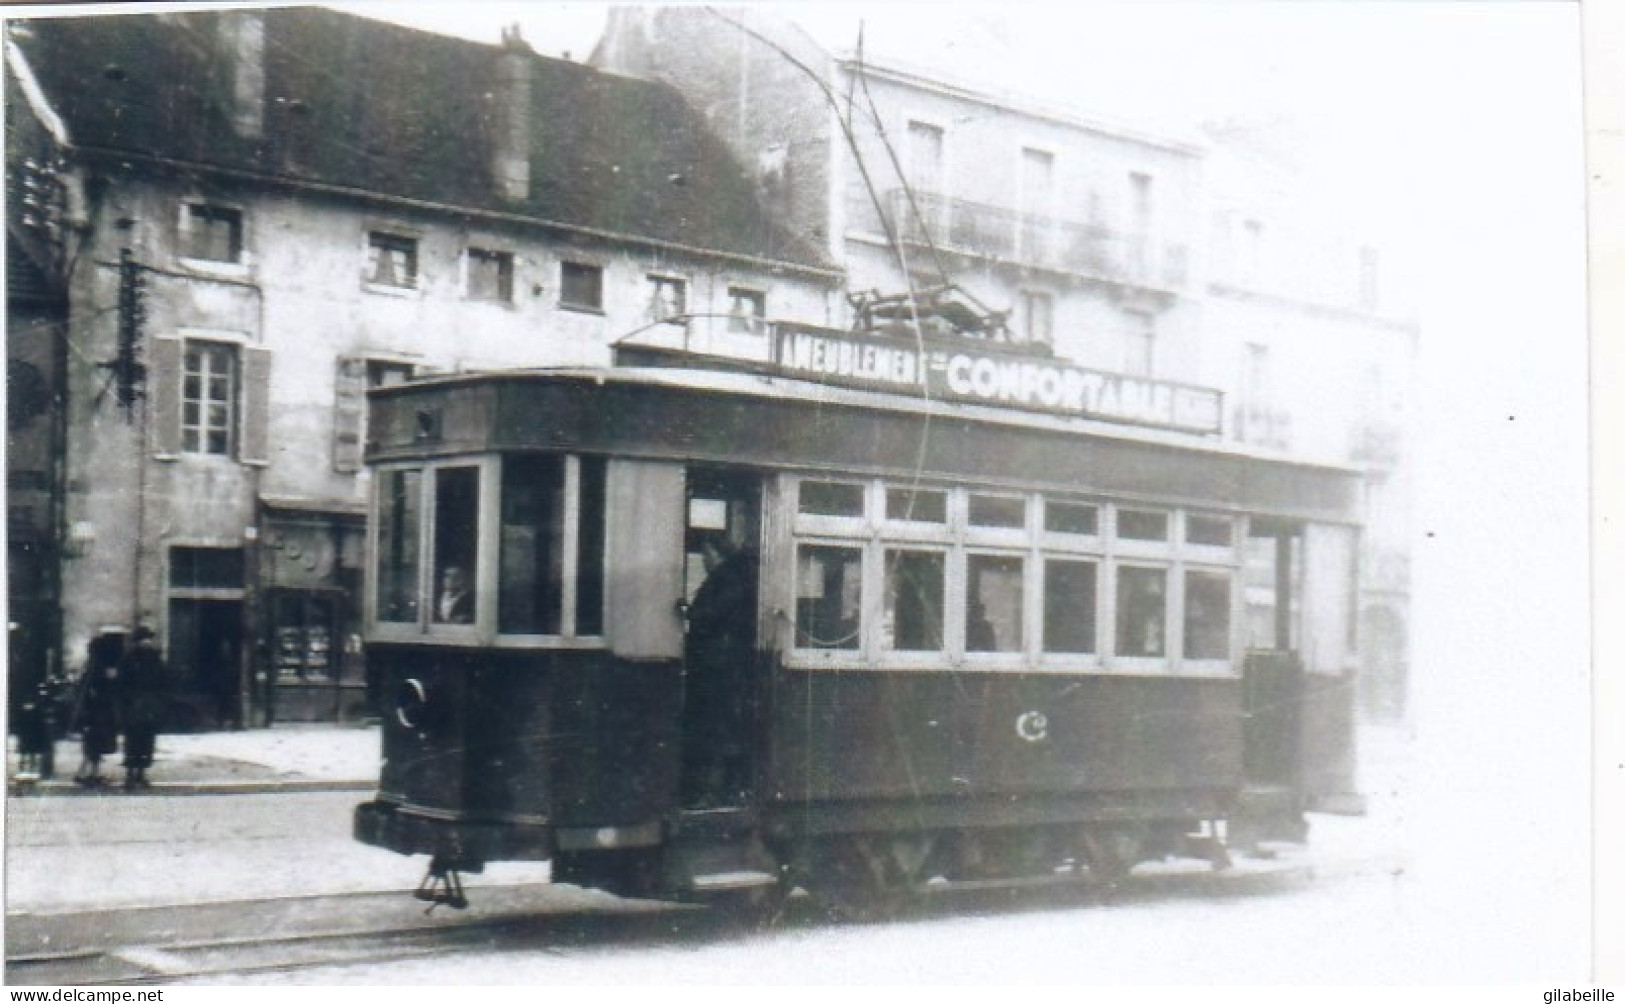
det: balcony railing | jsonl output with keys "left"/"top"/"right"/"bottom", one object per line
{"left": 889, "top": 189, "right": 1189, "bottom": 292}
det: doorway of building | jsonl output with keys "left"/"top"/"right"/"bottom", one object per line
{"left": 679, "top": 467, "right": 763, "bottom": 810}
{"left": 168, "top": 599, "right": 244, "bottom": 731}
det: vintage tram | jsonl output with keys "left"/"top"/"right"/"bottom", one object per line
{"left": 353, "top": 324, "right": 1363, "bottom": 914}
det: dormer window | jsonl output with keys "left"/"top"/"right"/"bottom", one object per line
{"left": 366, "top": 231, "right": 418, "bottom": 289}
{"left": 181, "top": 205, "right": 243, "bottom": 264}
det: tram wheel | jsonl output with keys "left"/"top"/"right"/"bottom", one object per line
{"left": 802, "top": 834, "right": 929, "bottom": 923}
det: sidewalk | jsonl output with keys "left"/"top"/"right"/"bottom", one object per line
{"left": 7, "top": 723, "right": 380, "bottom": 796}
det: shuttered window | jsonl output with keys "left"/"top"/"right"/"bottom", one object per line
{"left": 149, "top": 336, "right": 270, "bottom": 464}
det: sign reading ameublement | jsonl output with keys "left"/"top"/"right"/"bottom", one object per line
{"left": 773, "top": 325, "right": 1223, "bottom": 435}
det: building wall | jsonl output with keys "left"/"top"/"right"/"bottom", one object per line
{"left": 49, "top": 165, "right": 836, "bottom": 722}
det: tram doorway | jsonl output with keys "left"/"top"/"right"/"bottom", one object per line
{"left": 1242, "top": 520, "right": 1303, "bottom": 794}
{"left": 679, "top": 467, "right": 763, "bottom": 810}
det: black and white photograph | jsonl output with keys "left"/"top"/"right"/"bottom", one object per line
{"left": 3, "top": 0, "right": 1608, "bottom": 988}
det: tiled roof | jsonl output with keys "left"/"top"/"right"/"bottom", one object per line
{"left": 11, "top": 7, "right": 831, "bottom": 271}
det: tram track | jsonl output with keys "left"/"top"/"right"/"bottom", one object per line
{"left": 6, "top": 849, "right": 1352, "bottom": 984}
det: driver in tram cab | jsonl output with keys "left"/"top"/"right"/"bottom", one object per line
{"left": 436, "top": 565, "right": 474, "bottom": 624}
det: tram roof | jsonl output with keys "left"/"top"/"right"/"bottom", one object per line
{"left": 373, "top": 364, "right": 1361, "bottom": 478}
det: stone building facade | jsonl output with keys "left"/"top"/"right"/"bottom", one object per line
{"left": 5, "top": 8, "right": 838, "bottom": 725}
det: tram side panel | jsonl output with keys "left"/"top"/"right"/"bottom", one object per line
{"left": 765, "top": 670, "right": 1243, "bottom": 833}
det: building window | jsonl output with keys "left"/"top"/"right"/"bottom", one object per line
{"left": 1242, "top": 219, "right": 1264, "bottom": 285}
{"left": 1358, "top": 245, "right": 1381, "bottom": 309}
{"left": 366, "top": 231, "right": 418, "bottom": 289}
{"left": 906, "top": 120, "right": 945, "bottom": 195}
{"left": 559, "top": 261, "right": 603, "bottom": 312}
{"left": 646, "top": 274, "right": 687, "bottom": 324}
{"left": 181, "top": 205, "right": 243, "bottom": 263}
{"left": 728, "top": 287, "right": 767, "bottom": 334}
{"left": 1017, "top": 290, "right": 1054, "bottom": 347}
{"left": 182, "top": 342, "right": 235, "bottom": 455}
{"left": 170, "top": 546, "right": 246, "bottom": 589}
{"left": 467, "top": 248, "right": 514, "bottom": 302}
{"left": 1123, "top": 311, "right": 1155, "bottom": 376}
{"left": 333, "top": 358, "right": 413, "bottom": 474}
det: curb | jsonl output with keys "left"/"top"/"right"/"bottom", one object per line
{"left": 8, "top": 778, "right": 377, "bottom": 797}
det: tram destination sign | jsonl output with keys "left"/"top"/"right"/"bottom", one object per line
{"left": 772, "top": 325, "right": 1223, "bottom": 435}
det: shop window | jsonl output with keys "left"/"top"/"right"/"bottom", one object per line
{"left": 1117, "top": 508, "right": 1169, "bottom": 542}
{"left": 728, "top": 287, "right": 767, "bottom": 334}
{"left": 375, "top": 468, "right": 422, "bottom": 623}
{"left": 1043, "top": 559, "right": 1097, "bottom": 654}
{"left": 1184, "top": 569, "right": 1232, "bottom": 660}
{"left": 647, "top": 274, "right": 687, "bottom": 324}
{"left": 181, "top": 204, "right": 242, "bottom": 263}
{"left": 559, "top": 261, "right": 603, "bottom": 312}
{"left": 1045, "top": 501, "right": 1098, "bottom": 536}
{"left": 969, "top": 493, "right": 1025, "bottom": 529}
{"left": 967, "top": 553, "right": 1024, "bottom": 653}
{"left": 182, "top": 342, "right": 236, "bottom": 456}
{"left": 1116, "top": 565, "right": 1167, "bottom": 657}
{"left": 883, "top": 549, "right": 945, "bottom": 652}
{"left": 1186, "top": 514, "right": 1234, "bottom": 547}
{"left": 886, "top": 487, "right": 947, "bottom": 524}
{"left": 366, "top": 231, "right": 418, "bottom": 288}
{"left": 795, "top": 544, "right": 862, "bottom": 650}
{"left": 799, "top": 480, "right": 865, "bottom": 518}
{"left": 273, "top": 593, "right": 336, "bottom": 680}
{"left": 467, "top": 248, "right": 514, "bottom": 302}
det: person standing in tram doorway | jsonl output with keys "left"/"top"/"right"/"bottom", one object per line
{"left": 117, "top": 626, "right": 168, "bottom": 790}
{"left": 682, "top": 535, "right": 760, "bottom": 808}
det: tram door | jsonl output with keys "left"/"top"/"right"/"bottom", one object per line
{"left": 1242, "top": 520, "right": 1303, "bottom": 793}
{"left": 679, "top": 467, "right": 764, "bottom": 810}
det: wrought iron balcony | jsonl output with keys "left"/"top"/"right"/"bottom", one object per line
{"left": 888, "top": 189, "right": 1189, "bottom": 292}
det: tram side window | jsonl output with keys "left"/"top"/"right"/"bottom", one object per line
{"left": 1116, "top": 565, "right": 1167, "bottom": 657}
{"left": 1043, "top": 559, "right": 1097, "bottom": 654}
{"left": 575, "top": 457, "right": 608, "bottom": 636}
{"left": 499, "top": 456, "right": 566, "bottom": 634}
{"left": 1184, "top": 568, "right": 1232, "bottom": 660}
{"left": 795, "top": 545, "right": 862, "bottom": 649}
{"left": 433, "top": 467, "right": 480, "bottom": 624}
{"left": 799, "top": 481, "right": 865, "bottom": 518}
{"left": 883, "top": 549, "right": 945, "bottom": 651}
{"left": 967, "top": 553, "right": 1024, "bottom": 652}
{"left": 376, "top": 469, "right": 422, "bottom": 623}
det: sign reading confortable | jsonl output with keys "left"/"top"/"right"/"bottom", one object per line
{"left": 773, "top": 325, "right": 1224, "bottom": 435}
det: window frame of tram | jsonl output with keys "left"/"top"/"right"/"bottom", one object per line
{"left": 784, "top": 476, "right": 1239, "bottom": 675}
{"left": 368, "top": 455, "right": 607, "bottom": 644}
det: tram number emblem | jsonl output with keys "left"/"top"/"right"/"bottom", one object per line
{"left": 1015, "top": 710, "right": 1048, "bottom": 743}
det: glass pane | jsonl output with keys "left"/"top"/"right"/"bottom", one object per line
{"left": 376, "top": 469, "right": 422, "bottom": 623}
{"left": 1116, "top": 565, "right": 1167, "bottom": 657}
{"left": 795, "top": 545, "right": 861, "bottom": 649}
{"left": 499, "top": 456, "right": 565, "bottom": 634}
{"left": 1045, "top": 501, "right": 1099, "bottom": 536}
{"left": 799, "top": 480, "right": 865, "bottom": 517}
{"left": 1043, "top": 559, "right": 1097, "bottom": 653}
{"left": 886, "top": 487, "right": 947, "bottom": 523}
{"left": 432, "top": 467, "right": 480, "bottom": 625}
{"left": 969, "top": 494, "right": 1026, "bottom": 529}
{"left": 968, "top": 553, "right": 1024, "bottom": 652}
{"left": 883, "top": 550, "right": 944, "bottom": 652}
{"left": 1184, "top": 569, "right": 1232, "bottom": 659}
{"left": 1187, "top": 515, "right": 1233, "bottom": 547}
{"left": 1117, "top": 509, "right": 1169, "bottom": 542}
{"left": 576, "top": 457, "right": 607, "bottom": 635}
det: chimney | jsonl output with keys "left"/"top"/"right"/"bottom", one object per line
{"left": 218, "top": 11, "right": 265, "bottom": 141}
{"left": 494, "top": 25, "right": 532, "bottom": 202}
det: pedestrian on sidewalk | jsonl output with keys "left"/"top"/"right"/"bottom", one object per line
{"left": 117, "top": 626, "right": 167, "bottom": 791}
{"left": 72, "top": 633, "right": 123, "bottom": 787}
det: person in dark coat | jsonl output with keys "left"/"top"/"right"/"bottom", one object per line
{"left": 73, "top": 634, "right": 123, "bottom": 787}
{"left": 117, "top": 626, "right": 167, "bottom": 790}
{"left": 680, "top": 539, "right": 760, "bottom": 807}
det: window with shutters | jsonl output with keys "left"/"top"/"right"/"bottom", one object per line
{"left": 333, "top": 358, "right": 414, "bottom": 473}
{"left": 182, "top": 342, "right": 236, "bottom": 455}
{"left": 365, "top": 231, "right": 418, "bottom": 290}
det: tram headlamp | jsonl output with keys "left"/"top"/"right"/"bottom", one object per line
{"left": 395, "top": 678, "right": 431, "bottom": 732}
